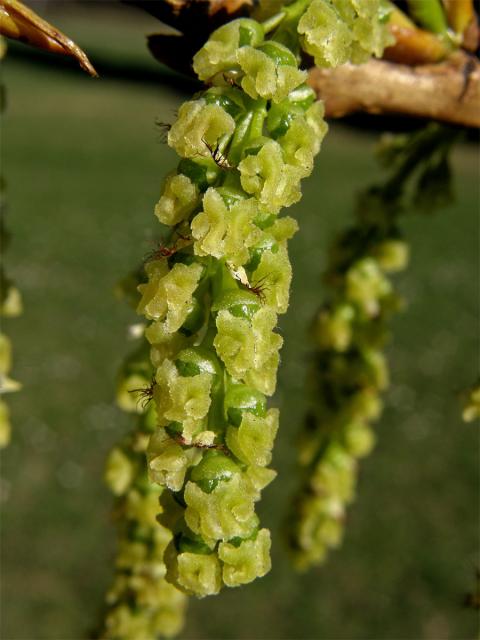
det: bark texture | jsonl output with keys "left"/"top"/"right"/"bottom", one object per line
{"left": 308, "top": 53, "right": 480, "bottom": 128}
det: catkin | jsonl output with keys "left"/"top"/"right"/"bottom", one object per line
{"left": 138, "top": 0, "right": 391, "bottom": 596}
{"left": 287, "top": 123, "right": 460, "bottom": 570}
{"left": 0, "top": 37, "right": 22, "bottom": 448}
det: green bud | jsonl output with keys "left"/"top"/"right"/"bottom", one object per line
{"left": 175, "top": 521, "right": 215, "bottom": 555}
{"left": 226, "top": 409, "right": 279, "bottom": 467}
{"left": 104, "top": 447, "right": 135, "bottom": 496}
{"left": 175, "top": 347, "right": 221, "bottom": 378}
{"left": 137, "top": 261, "right": 203, "bottom": 331}
{"left": 176, "top": 550, "right": 222, "bottom": 597}
{"left": 219, "top": 528, "right": 271, "bottom": 587}
{"left": 251, "top": 245, "right": 292, "bottom": 314}
{"left": 246, "top": 236, "right": 279, "bottom": 272}
{"left": 0, "top": 333, "right": 20, "bottom": 395}
{"left": 193, "top": 18, "right": 264, "bottom": 83}
{"left": 191, "top": 188, "right": 262, "bottom": 267}
{"left": 155, "top": 359, "right": 213, "bottom": 442}
{"left": 287, "top": 84, "right": 317, "bottom": 109}
{"left": 155, "top": 172, "right": 199, "bottom": 226}
{"left": 252, "top": 212, "right": 277, "bottom": 231}
{"left": 168, "top": 99, "right": 235, "bottom": 160}
{"left": 215, "top": 185, "right": 246, "bottom": 209}
{"left": 179, "top": 296, "right": 205, "bottom": 336}
{"left": 462, "top": 384, "right": 480, "bottom": 423}
{"left": 224, "top": 383, "right": 267, "bottom": 427}
{"left": 238, "top": 139, "right": 303, "bottom": 213}
{"left": 214, "top": 307, "right": 283, "bottom": 396}
{"left": 237, "top": 46, "right": 307, "bottom": 103}
{"left": 341, "top": 421, "right": 376, "bottom": 458}
{"left": 267, "top": 100, "right": 304, "bottom": 139}
{"left": 279, "top": 115, "right": 318, "bottom": 177}
{"left": 212, "top": 289, "right": 261, "bottom": 321}
{"left": 372, "top": 239, "right": 409, "bottom": 273}
{"left": 257, "top": 41, "right": 297, "bottom": 67}
{"left": 190, "top": 450, "right": 241, "bottom": 493}
{"left": 345, "top": 257, "right": 392, "bottom": 317}
{"left": 237, "top": 20, "right": 264, "bottom": 47}
{"left": 313, "top": 304, "right": 355, "bottom": 352}
{"left": 298, "top": 0, "right": 392, "bottom": 68}
{"left": 148, "top": 428, "right": 202, "bottom": 492}
{"left": 203, "top": 87, "right": 245, "bottom": 119}
{"left": 165, "top": 421, "right": 183, "bottom": 437}
{"left": 184, "top": 473, "right": 258, "bottom": 541}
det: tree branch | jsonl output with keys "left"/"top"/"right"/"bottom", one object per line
{"left": 308, "top": 53, "right": 480, "bottom": 128}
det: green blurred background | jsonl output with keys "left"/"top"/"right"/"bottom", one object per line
{"left": 1, "top": 3, "right": 478, "bottom": 639}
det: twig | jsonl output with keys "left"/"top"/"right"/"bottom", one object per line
{"left": 308, "top": 52, "right": 480, "bottom": 128}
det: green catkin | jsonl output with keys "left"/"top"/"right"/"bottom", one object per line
{"left": 0, "top": 36, "right": 22, "bottom": 448}
{"left": 461, "top": 382, "right": 480, "bottom": 423}
{"left": 286, "top": 123, "right": 460, "bottom": 570}
{"left": 138, "top": 0, "right": 391, "bottom": 597}
{"left": 101, "top": 403, "right": 188, "bottom": 640}
{"left": 99, "top": 281, "right": 187, "bottom": 640}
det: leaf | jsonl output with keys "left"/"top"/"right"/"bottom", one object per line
{"left": 0, "top": 0, "right": 97, "bottom": 76}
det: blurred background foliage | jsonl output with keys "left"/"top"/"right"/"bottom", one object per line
{"left": 0, "top": 2, "right": 478, "bottom": 639}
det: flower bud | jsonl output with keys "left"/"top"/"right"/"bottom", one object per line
{"left": 191, "top": 188, "right": 262, "bottom": 267}
{"left": 313, "top": 304, "right": 355, "bottom": 352}
{"left": 345, "top": 257, "right": 392, "bottom": 317}
{"left": 224, "top": 382, "right": 267, "bottom": 427}
{"left": 298, "top": 0, "right": 392, "bottom": 68}
{"left": 212, "top": 289, "right": 261, "bottom": 321}
{"left": 168, "top": 99, "right": 235, "bottom": 159}
{"left": 104, "top": 447, "right": 135, "bottom": 496}
{"left": 154, "top": 359, "right": 213, "bottom": 441}
{"left": 193, "top": 18, "right": 264, "bottom": 82}
{"left": 251, "top": 244, "right": 292, "bottom": 313}
{"left": 237, "top": 42, "right": 307, "bottom": 103}
{"left": 148, "top": 428, "right": 201, "bottom": 492}
{"left": 175, "top": 347, "right": 221, "bottom": 379}
{"left": 214, "top": 307, "right": 282, "bottom": 395}
{"left": 239, "top": 139, "right": 303, "bottom": 213}
{"left": 372, "top": 239, "right": 409, "bottom": 272}
{"left": 176, "top": 550, "right": 222, "bottom": 597}
{"left": 190, "top": 450, "right": 241, "bottom": 493}
{"left": 218, "top": 528, "right": 271, "bottom": 587}
{"left": 226, "top": 409, "right": 278, "bottom": 467}
{"left": 155, "top": 172, "right": 199, "bottom": 226}
{"left": 184, "top": 472, "right": 258, "bottom": 541}
{"left": 137, "top": 261, "right": 204, "bottom": 331}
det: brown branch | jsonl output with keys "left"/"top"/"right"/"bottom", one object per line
{"left": 308, "top": 53, "right": 480, "bottom": 128}
{"left": 134, "top": 0, "right": 479, "bottom": 129}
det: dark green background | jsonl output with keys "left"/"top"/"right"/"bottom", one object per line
{"left": 1, "top": 3, "right": 478, "bottom": 639}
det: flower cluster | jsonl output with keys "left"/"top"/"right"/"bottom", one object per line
{"left": 287, "top": 200, "right": 406, "bottom": 569}
{"left": 99, "top": 338, "right": 187, "bottom": 640}
{"left": 138, "top": 1, "right": 391, "bottom": 597}
{"left": 143, "top": 22, "right": 324, "bottom": 599}
{"left": 297, "top": 0, "right": 394, "bottom": 67}
{"left": 287, "top": 124, "right": 459, "bottom": 570}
